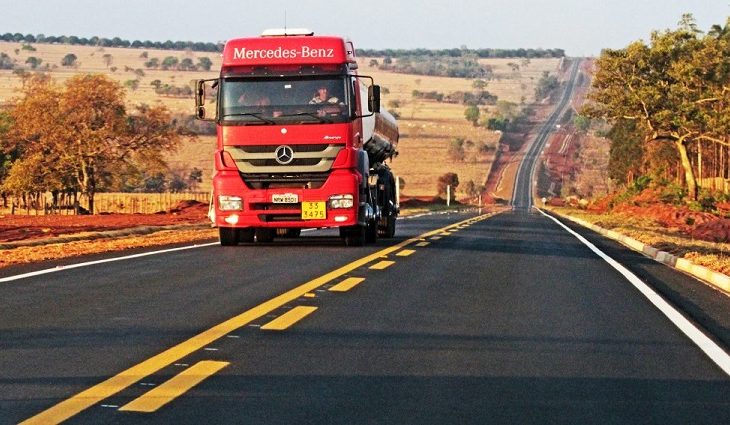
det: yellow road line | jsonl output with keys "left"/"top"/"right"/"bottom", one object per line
{"left": 119, "top": 361, "right": 229, "bottom": 413}
{"left": 329, "top": 277, "right": 365, "bottom": 292}
{"left": 431, "top": 236, "right": 442, "bottom": 240}
{"left": 396, "top": 249, "right": 416, "bottom": 257}
{"left": 415, "top": 242, "right": 430, "bottom": 247}
{"left": 369, "top": 260, "right": 395, "bottom": 270}
{"left": 20, "top": 212, "right": 495, "bottom": 425}
{"left": 261, "top": 306, "right": 318, "bottom": 331}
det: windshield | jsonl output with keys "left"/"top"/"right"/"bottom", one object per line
{"left": 220, "top": 77, "right": 350, "bottom": 125}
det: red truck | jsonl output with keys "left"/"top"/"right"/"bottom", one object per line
{"left": 195, "top": 29, "right": 399, "bottom": 246}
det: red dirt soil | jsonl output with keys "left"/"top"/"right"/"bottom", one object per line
{"left": 586, "top": 189, "right": 730, "bottom": 243}
{"left": 0, "top": 200, "right": 210, "bottom": 243}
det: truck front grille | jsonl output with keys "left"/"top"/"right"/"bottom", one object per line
{"left": 225, "top": 144, "right": 343, "bottom": 174}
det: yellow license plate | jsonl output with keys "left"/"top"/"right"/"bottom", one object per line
{"left": 301, "top": 201, "right": 326, "bottom": 220}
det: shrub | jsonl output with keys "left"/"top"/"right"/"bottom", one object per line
{"left": 436, "top": 172, "right": 459, "bottom": 201}
{"left": 448, "top": 138, "right": 465, "bottom": 161}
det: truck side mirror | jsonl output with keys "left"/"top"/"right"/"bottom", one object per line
{"left": 194, "top": 79, "right": 218, "bottom": 122}
{"left": 195, "top": 80, "right": 205, "bottom": 107}
{"left": 368, "top": 85, "right": 381, "bottom": 114}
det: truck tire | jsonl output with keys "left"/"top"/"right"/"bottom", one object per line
{"left": 219, "top": 227, "right": 238, "bottom": 246}
{"left": 342, "top": 225, "right": 365, "bottom": 246}
{"left": 365, "top": 219, "right": 378, "bottom": 243}
{"left": 255, "top": 228, "right": 275, "bottom": 243}
{"left": 379, "top": 215, "right": 396, "bottom": 238}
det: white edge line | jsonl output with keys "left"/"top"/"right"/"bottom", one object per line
{"left": 537, "top": 208, "right": 730, "bottom": 377}
{"left": 0, "top": 210, "right": 456, "bottom": 283}
{"left": 0, "top": 242, "right": 219, "bottom": 283}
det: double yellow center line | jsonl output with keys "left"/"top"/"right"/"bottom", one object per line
{"left": 21, "top": 213, "right": 493, "bottom": 424}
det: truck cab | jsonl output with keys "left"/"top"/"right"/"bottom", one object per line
{"left": 195, "top": 29, "right": 397, "bottom": 246}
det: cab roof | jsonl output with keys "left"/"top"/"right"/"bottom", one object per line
{"left": 221, "top": 33, "right": 356, "bottom": 68}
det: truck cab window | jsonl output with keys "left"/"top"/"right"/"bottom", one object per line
{"left": 221, "top": 77, "right": 350, "bottom": 124}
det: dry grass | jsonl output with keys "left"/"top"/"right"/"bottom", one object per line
{"left": 552, "top": 207, "right": 730, "bottom": 276}
{"left": 389, "top": 119, "right": 499, "bottom": 196}
{"left": 0, "top": 228, "right": 217, "bottom": 268}
{"left": 0, "top": 41, "right": 218, "bottom": 112}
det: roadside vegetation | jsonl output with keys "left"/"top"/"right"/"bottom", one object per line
{"left": 0, "top": 74, "right": 194, "bottom": 214}
{"left": 583, "top": 14, "right": 730, "bottom": 203}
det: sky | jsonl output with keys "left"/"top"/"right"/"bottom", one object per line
{"left": 0, "top": 0, "right": 728, "bottom": 56}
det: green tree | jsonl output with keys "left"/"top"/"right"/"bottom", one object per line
{"left": 437, "top": 172, "right": 459, "bottom": 201}
{"left": 472, "top": 79, "right": 488, "bottom": 90}
{"left": 448, "top": 138, "right": 466, "bottom": 161}
{"left": 143, "top": 172, "right": 167, "bottom": 192}
{"left": 573, "top": 115, "right": 590, "bottom": 133}
{"left": 161, "top": 56, "right": 178, "bottom": 70}
{"left": 188, "top": 167, "right": 203, "bottom": 191}
{"left": 197, "top": 57, "right": 213, "bottom": 71}
{"left": 25, "top": 56, "right": 42, "bottom": 69}
{"left": 168, "top": 171, "right": 188, "bottom": 192}
{"left": 0, "top": 52, "right": 14, "bottom": 69}
{"left": 583, "top": 14, "right": 728, "bottom": 200}
{"left": 179, "top": 58, "right": 195, "bottom": 71}
{"left": 495, "top": 100, "right": 519, "bottom": 121}
{"left": 144, "top": 57, "right": 160, "bottom": 69}
{"left": 606, "top": 119, "right": 645, "bottom": 184}
{"left": 124, "top": 79, "right": 140, "bottom": 91}
{"left": 61, "top": 53, "right": 78, "bottom": 67}
{"left": 535, "top": 71, "right": 559, "bottom": 100}
{"left": 464, "top": 105, "right": 480, "bottom": 126}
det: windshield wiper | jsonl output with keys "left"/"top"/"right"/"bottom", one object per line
{"left": 279, "top": 112, "right": 332, "bottom": 124}
{"left": 222, "top": 112, "right": 275, "bottom": 124}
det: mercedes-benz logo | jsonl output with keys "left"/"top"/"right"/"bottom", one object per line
{"left": 274, "top": 145, "right": 294, "bottom": 165}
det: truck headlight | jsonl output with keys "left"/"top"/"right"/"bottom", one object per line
{"left": 329, "top": 194, "right": 354, "bottom": 209}
{"left": 218, "top": 195, "right": 243, "bottom": 211}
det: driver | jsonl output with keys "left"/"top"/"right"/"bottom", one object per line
{"left": 309, "top": 85, "right": 340, "bottom": 104}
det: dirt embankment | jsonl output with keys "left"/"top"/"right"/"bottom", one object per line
{"left": 0, "top": 200, "right": 216, "bottom": 268}
{"left": 0, "top": 200, "right": 210, "bottom": 243}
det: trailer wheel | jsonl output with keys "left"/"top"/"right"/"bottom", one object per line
{"left": 219, "top": 227, "right": 238, "bottom": 246}
{"left": 342, "top": 225, "right": 365, "bottom": 246}
{"left": 255, "top": 228, "right": 275, "bottom": 243}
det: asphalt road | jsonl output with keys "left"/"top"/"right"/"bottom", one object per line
{"left": 1, "top": 210, "right": 729, "bottom": 425}
{"left": 512, "top": 58, "right": 580, "bottom": 211}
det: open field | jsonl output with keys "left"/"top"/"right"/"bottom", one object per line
{"left": 0, "top": 41, "right": 561, "bottom": 200}
{"left": 0, "top": 41, "right": 219, "bottom": 112}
